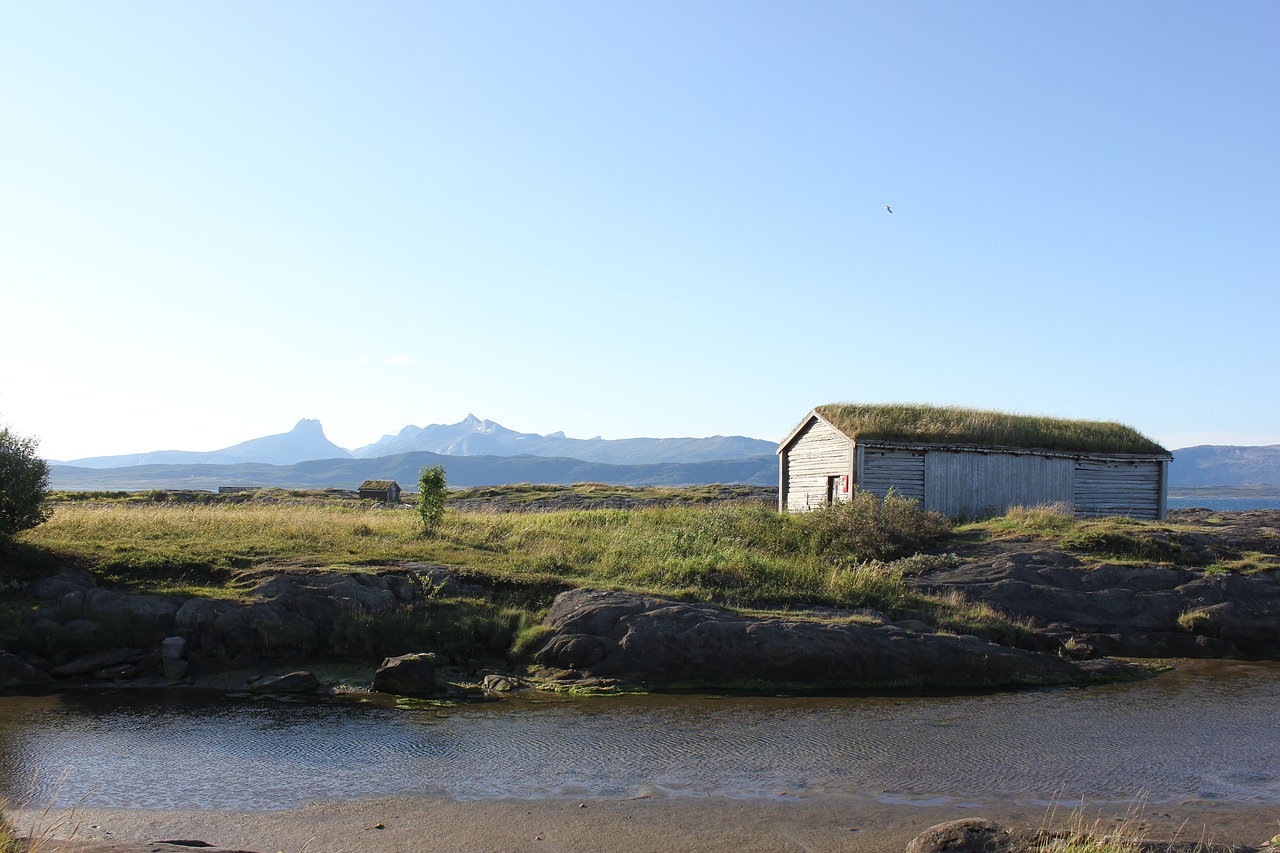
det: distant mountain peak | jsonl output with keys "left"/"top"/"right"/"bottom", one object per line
{"left": 351, "top": 415, "right": 776, "bottom": 465}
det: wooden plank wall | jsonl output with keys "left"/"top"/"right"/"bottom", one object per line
{"left": 782, "top": 418, "right": 853, "bottom": 512}
{"left": 859, "top": 448, "right": 925, "bottom": 502}
{"left": 923, "top": 451, "right": 1073, "bottom": 518}
{"left": 1073, "top": 459, "right": 1163, "bottom": 519}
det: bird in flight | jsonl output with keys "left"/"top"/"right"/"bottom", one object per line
{"left": 884, "top": 204, "right": 893, "bottom": 214}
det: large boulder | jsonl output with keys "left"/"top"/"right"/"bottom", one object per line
{"left": 529, "top": 589, "right": 1140, "bottom": 690}
{"left": 373, "top": 652, "right": 438, "bottom": 696}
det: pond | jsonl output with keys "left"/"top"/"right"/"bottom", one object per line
{"left": 2, "top": 659, "right": 1278, "bottom": 812}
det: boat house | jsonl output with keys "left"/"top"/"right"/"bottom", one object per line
{"left": 778, "top": 404, "right": 1171, "bottom": 520}
{"left": 358, "top": 479, "right": 403, "bottom": 503}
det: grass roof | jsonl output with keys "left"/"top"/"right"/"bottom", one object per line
{"left": 813, "top": 403, "right": 1168, "bottom": 456}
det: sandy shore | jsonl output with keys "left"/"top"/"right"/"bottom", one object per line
{"left": 16, "top": 793, "right": 1280, "bottom": 853}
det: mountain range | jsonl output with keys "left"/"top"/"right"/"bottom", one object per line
{"left": 45, "top": 416, "right": 1280, "bottom": 491}
{"left": 59, "top": 415, "right": 776, "bottom": 469}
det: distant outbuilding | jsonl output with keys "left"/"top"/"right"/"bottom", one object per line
{"left": 358, "top": 479, "right": 402, "bottom": 503}
{"left": 778, "top": 404, "right": 1171, "bottom": 520}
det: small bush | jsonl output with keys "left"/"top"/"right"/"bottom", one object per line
{"left": 803, "top": 489, "right": 952, "bottom": 563}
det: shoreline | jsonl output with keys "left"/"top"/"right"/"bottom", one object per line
{"left": 19, "top": 792, "right": 1280, "bottom": 853}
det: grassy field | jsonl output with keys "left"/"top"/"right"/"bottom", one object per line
{"left": 20, "top": 490, "right": 948, "bottom": 607}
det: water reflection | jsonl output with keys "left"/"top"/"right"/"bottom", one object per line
{"left": 1, "top": 660, "right": 1277, "bottom": 811}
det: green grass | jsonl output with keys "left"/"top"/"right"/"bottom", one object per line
{"left": 13, "top": 491, "right": 1001, "bottom": 642}
{"left": 1204, "top": 551, "right": 1280, "bottom": 575}
{"left": 814, "top": 403, "right": 1168, "bottom": 455}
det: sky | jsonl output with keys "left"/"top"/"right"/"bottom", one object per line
{"left": 2, "top": 2, "right": 1277, "bottom": 462}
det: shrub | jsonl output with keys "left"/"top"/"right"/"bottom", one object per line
{"left": 417, "top": 465, "right": 447, "bottom": 535}
{"left": 0, "top": 424, "right": 51, "bottom": 539}
{"left": 802, "top": 489, "right": 952, "bottom": 563}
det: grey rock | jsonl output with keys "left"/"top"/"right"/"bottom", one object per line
{"left": 83, "top": 588, "right": 182, "bottom": 625}
{"left": 482, "top": 674, "right": 527, "bottom": 692}
{"left": 94, "top": 663, "right": 141, "bottom": 680}
{"left": 25, "top": 569, "right": 96, "bottom": 600}
{"left": 249, "top": 671, "right": 320, "bottom": 693}
{"left": 50, "top": 648, "right": 144, "bottom": 677}
{"left": 906, "top": 818, "right": 1015, "bottom": 853}
{"left": 0, "top": 651, "right": 55, "bottom": 687}
{"left": 161, "top": 636, "right": 187, "bottom": 660}
{"left": 529, "top": 590, "right": 1139, "bottom": 690}
{"left": 162, "top": 658, "right": 189, "bottom": 680}
{"left": 373, "top": 652, "right": 438, "bottom": 696}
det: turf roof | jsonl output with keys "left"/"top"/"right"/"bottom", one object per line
{"left": 812, "top": 403, "right": 1168, "bottom": 456}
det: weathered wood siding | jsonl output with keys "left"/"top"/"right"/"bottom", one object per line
{"left": 780, "top": 417, "right": 853, "bottom": 512}
{"left": 1072, "top": 459, "right": 1163, "bottom": 519}
{"left": 858, "top": 448, "right": 925, "bottom": 502}
{"left": 923, "top": 451, "right": 1074, "bottom": 518}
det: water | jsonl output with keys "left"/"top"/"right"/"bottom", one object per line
{"left": 2, "top": 660, "right": 1278, "bottom": 812}
{"left": 1167, "top": 498, "right": 1280, "bottom": 511}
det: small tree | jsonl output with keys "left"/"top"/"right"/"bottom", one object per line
{"left": 0, "top": 423, "right": 51, "bottom": 539}
{"left": 417, "top": 464, "right": 447, "bottom": 535}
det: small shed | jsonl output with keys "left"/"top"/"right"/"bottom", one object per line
{"left": 778, "top": 404, "right": 1171, "bottom": 520}
{"left": 358, "top": 479, "right": 402, "bottom": 503}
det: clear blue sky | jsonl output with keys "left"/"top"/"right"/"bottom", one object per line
{"left": 2, "top": 2, "right": 1276, "bottom": 461}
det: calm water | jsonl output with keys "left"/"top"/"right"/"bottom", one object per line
{"left": 2, "top": 660, "right": 1278, "bottom": 812}
{"left": 1167, "top": 497, "right": 1280, "bottom": 511}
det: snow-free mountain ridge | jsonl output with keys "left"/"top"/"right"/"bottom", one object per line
{"left": 351, "top": 414, "right": 777, "bottom": 464}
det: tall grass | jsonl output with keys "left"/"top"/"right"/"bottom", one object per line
{"left": 0, "top": 773, "right": 86, "bottom": 853}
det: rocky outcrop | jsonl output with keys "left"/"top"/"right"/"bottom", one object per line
{"left": 7, "top": 564, "right": 458, "bottom": 689}
{"left": 249, "top": 671, "right": 320, "bottom": 693}
{"left": 529, "top": 589, "right": 1141, "bottom": 690}
{"left": 916, "top": 546, "right": 1280, "bottom": 658}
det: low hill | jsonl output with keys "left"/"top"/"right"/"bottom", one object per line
{"left": 48, "top": 452, "right": 778, "bottom": 491}
{"left": 1169, "top": 444, "right": 1280, "bottom": 487}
